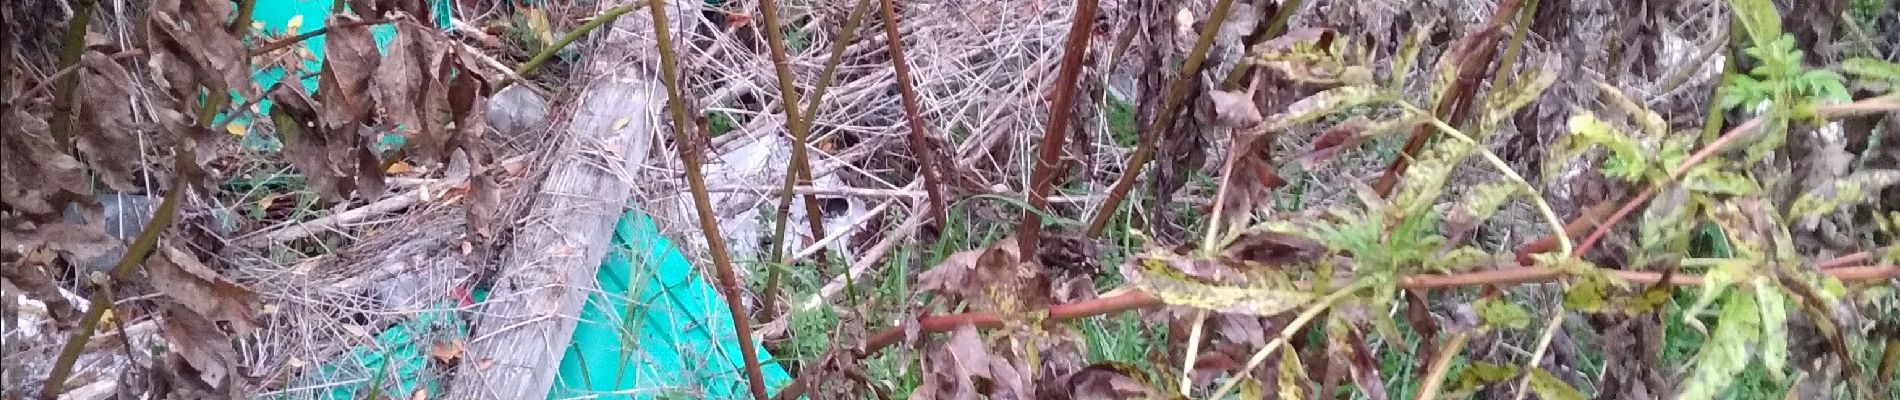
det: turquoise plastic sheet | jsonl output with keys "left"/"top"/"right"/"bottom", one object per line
{"left": 244, "top": 2, "right": 792, "bottom": 398}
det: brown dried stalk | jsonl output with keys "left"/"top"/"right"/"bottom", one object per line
{"left": 1017, "top": 0, "right": 1100, "bottom": 257}
{"left": 878, "top": 0, "right": 949, "bottom": 227}
{"left": 644, "top": 0, "right": 768, "bottom": 397}
{"left": 1084, "top": 0, "right": 1243, "bottom": 237}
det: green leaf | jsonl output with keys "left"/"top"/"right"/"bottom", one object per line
{"left": 1478, "top": 54, "right": 1562, "bottom": 135}
{"left": 1728, "top": 0, "right": 1783, "bottom": 51}
{"left": 1475, "top": 297, "right": 1531, "bottom": 330}
{"left": 1843, "top": 57, "right": 1900, "bottom": 83}
{"left": 1681, "top": 163, "right": 1761, "bottom": 195}
{"left": 1527, "top": 368, "right": 1586, "bottom": 400}
{"left": 1562, "top": 113, "right": 1649, "bottom": 182}
{"left": 1677, "top": 290, "right": 1763, "bottom": 400}
{"left": 1447, "top": 362, "right": 1519, "bottom": 397}
{"left": 1595, "top": 81, "right": 1669, "bottom": 138}
{"left": 1563, "top": 272, "right": 1613, "bottom": 313}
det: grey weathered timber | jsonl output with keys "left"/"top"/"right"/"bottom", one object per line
{"left": 447, "top": 1, "right": 696, "bottom": 398}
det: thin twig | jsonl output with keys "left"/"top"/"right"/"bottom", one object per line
{"left": 644, "top": 0, "right": 768, "bottom": 398}
{"left": 1018, "top": 0, "right": 1099, "bottom": 256}
{"left": 1084, "top": 0, "right": 1243, "bottom": 237}
{"left": 10, "top": 50, "right": 145, "bottom": 105}
{"left": 1509, "top": 307, "right": 1566, "bottom": 400}
{"left": 878, "top": 0, "right": 950, "bottom": 227}
{"left": 247, "top": 17, "right": 397, "bottom": 57}
{"left": 491, "top": 4, "right": 641, "bottom": 93}
{"left": 1412, "top": 330, "right": 1473, "bottom": 400}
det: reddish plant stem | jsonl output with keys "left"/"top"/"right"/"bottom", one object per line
{"left": 1017, "top": 0, "right": 1100, "bottom": 256}
{"left": 645, "top": 0, "right": 768, "bottom": 397}
{"left": 1512, "top": 201, "right": 1617, "bottom": 265}
{"left": 1370, "top": 0, "right": 1520, "bottom": 197}
{"left": 878, "top": 0, "right": 949, "bottom": 227}
{"left": 1575, "top": 117, "right": 1764, "bottom": 255}
{"left": 770, "top": 263, "right": 1899, "bottom": 399}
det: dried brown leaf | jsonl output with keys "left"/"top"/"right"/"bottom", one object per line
{"left": 268, "top": 83, "right": 355, "bottom": 200}
{"left": 144, "top": 0, "right": 253, "bottom": 100}
{"left": 466, "top": 172, "right": 502, "bottom": 239}
{"left": 149, "top": 245, "right": 261, "bottom": 334}
{"left": 1222, "top": 231, "right": 1327, "bottom": 267}
{"left": 317, "top": 16, "right": 381, "bottom": 130}
{"left": 157, "top": 303, "right": 239, "bottom": 389}
{"left": 1210, "top": 89, "right": 1265, "bottom": 128}
{"left": 1053, "top": 362, "right": 1160, "bottom": 399}
{"left": 1, "top": 107, "right": 91, "bottom": 218}
{"left": 1340, "top": 326, "right": 1388, "bottom": 400}
{"left": 75, "top": 51, "right": 143, "bottom": 190}
{"left": 430, "top": 339, "right": 465, "bottom": 363}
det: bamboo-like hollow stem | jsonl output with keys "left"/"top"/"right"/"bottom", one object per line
{"left": 755, "top": 0, "right": 847, "bottom": 318}
{"left": 46, "top": 0, "right": 96, "bottom": 150}
{"left": 1084, "top": 0, "right": 1243, "bottom": 237}
{"left": 878, "top": 0, "right": 950, "bottom": 227}
{"left": 1018, "top": 0, "right": 1099, "bottom": 257}
{"left": 643, "top": 0, "right": 769, "bottom": 398}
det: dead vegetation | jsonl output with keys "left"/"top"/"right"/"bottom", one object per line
{"left": 3, "top": 0, "right": 1898, "bottom": 399}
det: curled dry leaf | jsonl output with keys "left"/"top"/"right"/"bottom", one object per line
{"left": 268, "top": 83, "right": 356, "bottom": 200}
{"left": 1, "top": 107, "right": 91, "bottom": 218}
{"left": 149, "top": 245, "right": 261, "bottom": 335}
{"left": 917, "top": 237, "right": 1053, "bottom": 316}
{"left": 75, "top": 50, "right": 143, "bottom": 190}
{"left": 157, "top": 302, "right": 240, "bottom": 390}
{"left": 145, "top": 0, "right": 254, "bottom": 102}
{"left": 1209, "top": 89, "right": 1265, "bottom": 128}
{"left": 1049, "top": 362, "right": 1161, "bottom": 399}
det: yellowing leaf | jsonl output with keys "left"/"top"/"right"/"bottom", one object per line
{"left": 612, "top": 116, "right": 631, "bottom": 130}
{"left": 225, "top": 122, "right": 247, "bottom": 136}
{"left": 1526, "top": 368, "right": 1585, "bottom": 400}
{"left": 1130, "top": 251, "right": 1314, "bottom": 316}
{"left": 386, "top": 161, "right": 414, "bottom": 174}
{"left": 286, "top": 15, "right": 304, "bottom": 33}
{"left": 1475, "top": 297, "right": 1531, "bottom": 330}
{"left": 1678, "top": 290, "right": 1763, "bottom": 400}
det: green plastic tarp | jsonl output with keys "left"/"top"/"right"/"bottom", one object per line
{"left": 242, "top": 2, "right": 790, "bottom": 398}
